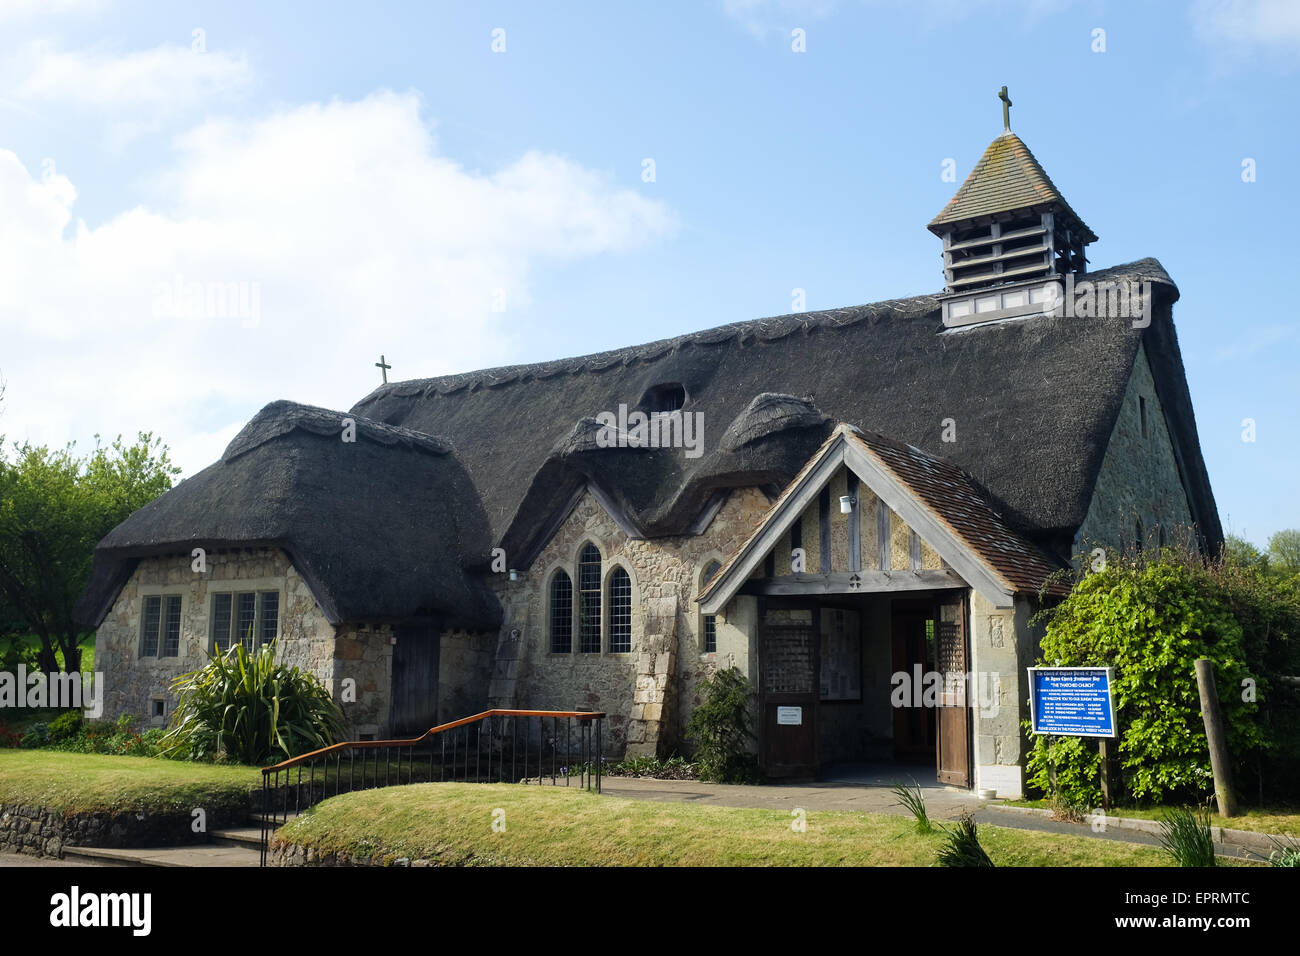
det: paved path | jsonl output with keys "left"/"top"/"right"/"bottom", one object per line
{"left": 601, "top": 773, "right": 982, "bottom": 818}
{"left": 598, "top": 774, "right": 1265, "bottom": 859}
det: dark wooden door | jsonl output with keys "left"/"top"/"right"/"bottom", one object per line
{"left": 934, "top": 595, "right": 971, "bottom": 787}
{"left": 890, "top": 611, "right": 936, "bottom": 758}
{"left": 389, "top": 622, "right": 440, "bottom": 736}
{"left": 759, "top": 614, "right": 819, "bottom": 778}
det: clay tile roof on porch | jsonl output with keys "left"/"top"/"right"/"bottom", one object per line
{"left": 697, "top": 424, "right": 1069, "bottom": 612}
{"left": 845, "top": 429, "right": 1069, "bottom": 597}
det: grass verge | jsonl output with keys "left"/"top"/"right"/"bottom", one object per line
{"left": 277, "top": 782, "right": 1174, "bottom": 866}
{"left": 0, "top": 750, "right": 262, "bottom": 814}
{"left": 1005, "top": 799, "right": 1300, "bottom": 838}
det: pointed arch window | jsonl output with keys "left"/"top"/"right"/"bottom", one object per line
{"left": 550, "top": 570, "right": 573, "bottom": 653}
{"left": 701, "top": 560, "right": 722, "bottom": 653}
{"left": 609, "top": 567, "right": 632, "bottom": 653}
{"left": 578, "top": 543, "right": 602, "bottom": 653}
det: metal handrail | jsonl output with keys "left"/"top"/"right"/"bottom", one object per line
{"left": 258, "top": 709, "right": 605, "bottom": 866}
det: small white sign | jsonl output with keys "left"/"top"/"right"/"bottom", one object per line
{"left": 776, "top": 706, "right": 802, "bottom": 726}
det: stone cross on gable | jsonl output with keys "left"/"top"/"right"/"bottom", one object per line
{"left": 999, "top": 86, "right": 1013, "bottom": 131}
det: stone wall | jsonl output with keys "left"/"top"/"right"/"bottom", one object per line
{"left": 332, "top": 624, "right": 394, "bottom": 736}
{"left": 438, "top": 629, "right": 496, "bottom": 724}
{"left": 494, "top": 487, "right": 772, "bottom": 757}
{"left": 0, "top": 802, "right": 250, "bottom": 859}
{"left": 95, "top": 548, "right": 335, "bottom": 726}
{"left": 968, "top": 590, "right": 1037, "bottom": 799}
{"left": 1076, "top": 342, "right": 1197, "bottom": 558}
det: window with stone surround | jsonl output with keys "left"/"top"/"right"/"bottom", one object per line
{"left": 700, "top": 560, "right": 722, "bottom": 653}
{"left": 577, "top": 543, "right": 602, "bottom": 653}
{"left": 211, "top": 590, "right": 280, "bottom": 654}
{"left": 140, "top": 594, "right": 182, "bottom": 658}
{"left": 549, "top": 570, "right": 573, "bottom": 653}
{"left": 608, "top": 567, "right": 632, "bottom": 653}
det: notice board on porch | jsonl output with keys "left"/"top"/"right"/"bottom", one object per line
{"left": 819, "top": 608, "right": 861, "bottom": 701}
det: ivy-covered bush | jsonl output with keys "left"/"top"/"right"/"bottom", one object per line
{"left": 1027, "top": 552, "right": 1300, "bottom": 807}
{"left": 686, "top": 666, "right": 758, "bottom": 783}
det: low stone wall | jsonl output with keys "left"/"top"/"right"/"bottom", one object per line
{"left": 270, "top": 840, "right": 431, "bottom": 867}
{"left": 0, "top": 802, "right": 252, "bottom": 859}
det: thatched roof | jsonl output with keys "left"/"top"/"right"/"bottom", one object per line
{"left": 81, "top": 257, "right": 1221, "bottom": 627}
{"left": 353, "top": 257, "right": 1220, "bottom": 565}
{"left": 78, "top": 401, "right": 499, "bottom": 630}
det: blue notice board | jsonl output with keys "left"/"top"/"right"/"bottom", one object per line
{"left": 1028, "top": 667, "right": 1116, "bottom": 738}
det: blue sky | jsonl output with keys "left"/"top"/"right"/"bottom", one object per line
{"left": 0, "top": 0, "right": 1296, "bottom": 547}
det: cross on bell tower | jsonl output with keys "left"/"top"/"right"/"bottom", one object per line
{"left": 926, "top": 88, "right": 1098, "bottom": 327}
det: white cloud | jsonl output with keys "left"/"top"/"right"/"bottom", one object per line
{"left": 17, "top": 40, "right": 251, "bottom": 111}
{"left": 720, "top": 0, "right": 1075, "bottom": 36}
{"left": 722, "top": 0, "right": 840, "bottom": 38}
{"left": 0, "top": 0, "right": 106, "bottom": 22}
{"left": 1191, "top": 0, "right": 1300, "bottom": 52}
{"left": 0, "top": 91, "right": 677, "bottom": 477}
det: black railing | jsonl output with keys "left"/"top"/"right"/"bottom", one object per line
{"left": 258, "top": 709, "right": 604, "bottom": 866}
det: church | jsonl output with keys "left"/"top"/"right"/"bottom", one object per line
{"left": 78, "top": 100, "right": 1221, "bottom": 799}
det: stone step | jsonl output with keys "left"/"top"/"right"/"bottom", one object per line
{"left": 210, "top": 826, "right": 263, "bottom": 849}
{"left": 61, "top": 843, "right": 261, "bottom": 868}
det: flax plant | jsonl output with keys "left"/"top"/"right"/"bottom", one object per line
{"left": 159, "top": 638, "right": 345, "bottom": 765}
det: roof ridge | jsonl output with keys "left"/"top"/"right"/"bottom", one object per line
{"left": 353, "top": 292, "right": 942, "bottom": 407}
{"left": 224, "top": 400, "right": 450, "bottom": 462}
{"left": 354, "top": 257, "right": 1172, "bottom": 410}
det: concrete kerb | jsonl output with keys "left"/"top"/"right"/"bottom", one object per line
{"left": 985, "top": 804, "right": 1280, "bottom": 861}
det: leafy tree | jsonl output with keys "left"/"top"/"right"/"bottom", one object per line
{"left": 1223, "top": 534, "right": 1269, "bottom": 572}
{"left": 1268, "top": 530, "right": 1300, "bottom": 576}
{"left": 0, "top": 432, "right": 178, "bottom": 672}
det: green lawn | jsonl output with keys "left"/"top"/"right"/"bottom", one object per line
{"left": 276, "top": 782, "right": 1175, "bottom": 867}
{"left": 1006, "top": 799, "right": 1300, "bottom": 838}
{"left": 0, "top": 751, "right": 262, "bottom": 814}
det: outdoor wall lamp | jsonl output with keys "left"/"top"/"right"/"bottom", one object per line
{"left": 839, "top": 495, "right": 856, "bottom": 514}
{"left": 509, "top": 568, "right": 519, "bottom": 581}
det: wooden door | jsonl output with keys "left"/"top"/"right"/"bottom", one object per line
{"left": 759, "top": 612, "right": 819, "bottom": 778}
{"left": 890, "top": 610, "right": 936, "bottom": 758}
{"left": 389, "top": 622, "right": 440, "bottom": 736}
{"left": 934, "top": 595, "right": 971, "bottom": 787}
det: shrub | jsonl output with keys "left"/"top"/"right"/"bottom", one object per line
{"left": 1267, "top": 835, "right": 1300, "bottom": 867}
{"left": 937, "top": 815, "right": 993, "bottom": 867}
{"left": 18, "top": 722, "right": 48, "bottom": 749}
{"left": 49, "top": 713, "right": 161, "bottom": 756}
{"left": 1026, "top": 554, "right": 1290, "bottom": 807}
{"left": 159, "top": 640, "right": 346, "bottom": 765}
{"left": 604, "top": 754, "right": 697, "bottom": 779}
{"left": 48, "top": 710, "right": 84, "bottom": 743}
{"left": 1157, "top": 805, "right": 1216, "bottom": 867}
{"left": 686, "top": 667, "right": 758, "bottom": 783}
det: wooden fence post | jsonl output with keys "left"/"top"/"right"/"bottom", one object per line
{"left": 1194, "top": 658, "right": 1237, "bottom": 818}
